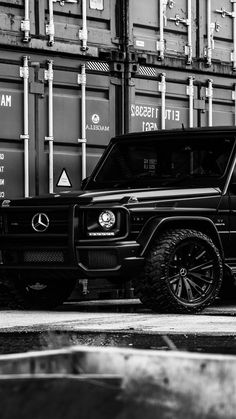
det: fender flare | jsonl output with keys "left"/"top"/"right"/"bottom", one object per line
{"left": 137, "top": 216, "right": 224, "bottom": 257}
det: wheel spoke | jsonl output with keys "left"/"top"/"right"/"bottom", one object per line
{"left": 188, "top": 260, "right": 214, "bottom": 273}
{"left": 195, "top": 250, "right": 206, "bottom": 260}
{"left": 185, "top": 277, "right": 206, "bottom": 296}
{"left": 189, "top": 272, "right": 213, "bottom": 285}
{"left": 176, "top": 278, "right": 183, "bottom": 298}
{"left": 183, "top": 277, "right": 194, "bottom": 302}
{"left": 169, "top": 273, "right": 180, "bottom": 284}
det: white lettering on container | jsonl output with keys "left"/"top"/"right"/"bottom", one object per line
{"left": 142, "top": 122, "right": 158, "bottom": 131}
{"left": 0, "top": 180, "right": 4, "bottom": 186}
{"left": 0, "top": 154, "right": 4, "bottom": 160}
{"left": 0, "top": 167, "right": 4, "bottom": 173}
{"left": 131, "top": 105, "right": 180, "bottom": 122}
{"left": 165, "top": 109, "right": 180, "bottom": 121}
{"left": 86, "top": 124, "right": 110, "bottom": 132}
{"left": 0, "top": 95, "right": 11, "bottom": 107}
{"left": 0, "top": 192, "right": 5, "bottom": 198}
{"left": 131, "top": 105, "right": 159, "bottom": 119}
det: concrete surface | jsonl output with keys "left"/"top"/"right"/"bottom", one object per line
{"left": 0, "top": 299, "right": 236, "bottom": 334}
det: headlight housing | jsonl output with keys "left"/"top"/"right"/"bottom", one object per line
{"left": 98, "top": 210, "right": 116, "bottom": 230}
{"left": 82, "top": 207, "right": 129, "bottom": 239}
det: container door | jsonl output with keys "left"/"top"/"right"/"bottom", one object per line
{"left": 200, "top": 0, "right": 235, "bottom": 66}
{"left": 0, "top": 0, "right": 35, "bottom": 46}
{"left": 129, "top": 0, "right": 196, "bottom": 63}
{"left": 37, "top": 59, "right": 120, "bottom": 195}
{"left": 129, "top": 67, "right": 197, "bottom": 133}
{"left": 200, "top": 80, "right": 235, "bottom": 127}
{"left": 37, "top": 0, "right": 118, "bottom": 54}
{"left": 0, "top": 58, "right": 36, "bottom": 199}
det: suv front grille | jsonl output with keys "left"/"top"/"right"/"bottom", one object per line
{"left": 24, "top": 250, "right": 65, "bottom": 263}
{"left": 5, "top": 208, "right": 69, "bottom": 235}
{"left": 79, "top": 250, "right": 118, "bottom": 269}
{"left": 3, "top": 250, "right": 66, "bottom": 265}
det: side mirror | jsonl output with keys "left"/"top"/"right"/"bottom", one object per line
{"left": 81, "top": 176, "right": 90, "bottom": 190}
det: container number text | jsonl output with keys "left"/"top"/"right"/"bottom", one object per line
{"left": 131, "top": 105, "right": 158, "bottom": 119}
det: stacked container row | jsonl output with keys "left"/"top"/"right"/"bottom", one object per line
{"left": 0, "top": 0, "right": 236, "bottom": 199}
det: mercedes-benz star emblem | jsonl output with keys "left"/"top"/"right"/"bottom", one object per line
{"left": 32, "top": 213, "right": 50, "bottom": 232}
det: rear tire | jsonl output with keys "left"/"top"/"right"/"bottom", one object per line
{"left": 11, "top": 271, "right": 76, "bottom": 309}
{"left": 136, "top": 229, "right": 223, "bottom": 314}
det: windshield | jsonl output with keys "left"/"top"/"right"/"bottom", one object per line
{"left": 88, "top": 135, "right": 235, "bottom": 189}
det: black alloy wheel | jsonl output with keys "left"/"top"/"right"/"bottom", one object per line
{"left": 137, "top": 229, "right": 223, "bottom": 314}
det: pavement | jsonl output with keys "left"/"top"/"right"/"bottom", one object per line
{"left": 0, "top": 299, "right": 236, "bottom": 334}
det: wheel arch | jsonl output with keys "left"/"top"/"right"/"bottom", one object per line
{"left": 138, "top": 216, "right": 224, "bottom": 257}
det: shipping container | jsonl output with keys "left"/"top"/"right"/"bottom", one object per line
{"left": 0, "top": 0, "right": 123, "bottom": 59}
{"left": 128, "top": 0, "right": 197, "bottom": 64}
{"left": 0, "top": 1, "right": 236, "bottom": 200}
{"left": 1, "top": 1, "right": 236, "bottom": 303}
{"left": 0, "top": 50, "right": 122, "bottom": 199}
{"left": 128, "top": 0, "right": 236, "bottom": 74}
{"left": 1, "top": 50, "right": 236, "bottom": 200}
{"left": 199, "top": 0, "right": 236, "bottom": 68}
{"left": 1, "top": 1, "right": 236, "bottom": 71}
{"left": 128, "top": 66, "right": 236, "bottom": 132}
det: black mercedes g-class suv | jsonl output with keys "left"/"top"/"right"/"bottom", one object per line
{"left": 1, "top": 126, "right": 236, "bottom": 313}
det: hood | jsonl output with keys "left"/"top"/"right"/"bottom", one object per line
{"left": 3, "top": 186, "right": 221, "bottom": 207}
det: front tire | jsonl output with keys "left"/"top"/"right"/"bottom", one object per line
{"left": 136, "top": 229, "right": 223, "bottom": 314}
{"left": 11, "top": 271, "right": 76, "bottom": 309}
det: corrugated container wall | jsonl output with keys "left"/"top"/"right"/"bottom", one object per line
{"left": 0, "top": 0, "right": 236, "bottom": 199}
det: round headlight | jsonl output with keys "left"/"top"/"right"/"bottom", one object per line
{"left": 98, "top": 210, "right": 116, "bottom": 230}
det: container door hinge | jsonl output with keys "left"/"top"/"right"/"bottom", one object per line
{"left": 20, "top": 65, "right": 29, "bottom": 80}
{"left": 79, "top": 27, "right": 88, "bottom": 48}
{"left": 44, "top": 66, "right": 54, "bottom": 82}
{"left": 45, "top": 21, "right": 55, "bottom": 46}
{"left": 21, "top": 20, "right": 30, "bottom": 43}
{"left": 77, "top": 73, "right": 87, "bottom": 86}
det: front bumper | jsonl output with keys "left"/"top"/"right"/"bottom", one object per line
{"left": 0, "top": 241, "right": 144, "bottom": 279}
{"left": 76, "top": 241, "right": 144, "bottom": 278}
{"left": 0, "top": 204, "right": 144, "bottom": 279}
